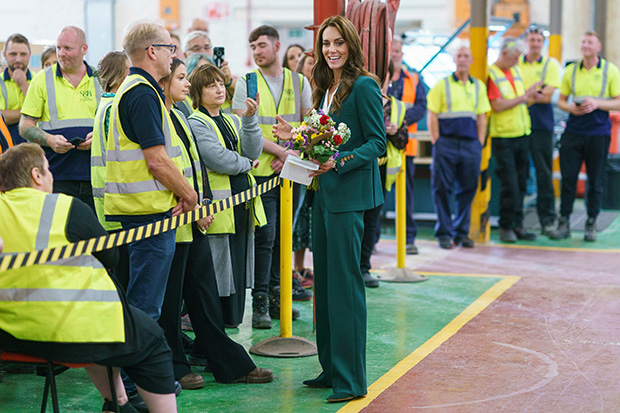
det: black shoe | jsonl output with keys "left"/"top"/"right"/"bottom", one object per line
{"left": 103, "top": 400, "right": 140, "bottom": 413}
{"left": 252, "top": 292, "right": 272, "bottom": 329}
{"left": 292, "top": 277, "right": 313, "bottom": 301}
{"left": 406, "top": 243, "right": 419, "bottom": 254}
{"left": 127, "top": 391, "right": 148, "bottom": 413}
{"left": 584, "top": 218, "right": 597, "bottom": 242}
{"left": 514, "top": 227, "right": 537, "bottom": 241}
{"left": 181, "top": 331, "right": 194, "bottom": 354}
{"left": 0, "top": 362, "right": 35, "bottom": 374}
{"left": 499, "top": 228, "right": 517, "bottom": 243}
{"left": 438, "top": 238, "right": 453, "bottom": 249}
{"left": 548, "top": 216, "right": 570, "bottom": 240}
{"left": 541, "top": 224, "right": 555, "bottom": 236}
{"left": 269, "top": 287, "right": 300, "bottom": 320}
{"left": 362, "top": 272, "right": 379, "bottom": 288}
{"left": 454, "top": 236, "right": 474, "bottom": 248}
{"left": 174, "top": 380, "right": 182, "bottom": 396}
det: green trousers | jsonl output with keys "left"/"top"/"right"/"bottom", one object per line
{"left": 311, "top": 189, "right": 367, "bottom": 397}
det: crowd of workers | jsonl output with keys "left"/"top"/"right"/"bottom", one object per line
{"left": 0, "top": 13, "right": 618, "bottom": 412}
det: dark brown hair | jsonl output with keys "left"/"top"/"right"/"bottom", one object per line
{"left": 0, "top": 143, "right": 46, "bottom": 192}
{"left": 312, "top": 15, "right": 377, "bottom": 113}
{"left": 97, "top": 51, "right": 128, "bottom": 93}
{"left": 187, "top": 63, "right": 225, "bottom": 109}
{"left": 41, "top": 46, "right": 56, "bottom": 67}
{"left": 4, "top": 33, "right": 30, "bottom": 52}
{"left": 283, "top": 44, "right": 304, "bottom": 70}
{"left": 249, "top": 25, "right": 279, "bottom": 43}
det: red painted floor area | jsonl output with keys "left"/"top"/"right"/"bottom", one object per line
{"left": 362, "top": 242, "right": 620, "bottom": 412}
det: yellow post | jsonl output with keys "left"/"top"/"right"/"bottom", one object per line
{"left": 396, "top": 152, "right": 406, "bottom": 268}
{"left": 468, "top": 0, "right": 491, "bottom": 243}
{"left": 549, "top": 0, "right": 562, "bottom": 62}
{"left": 279, "top": 178, "right": 293, "bottom": 338}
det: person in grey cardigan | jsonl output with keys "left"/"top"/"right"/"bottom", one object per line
{"left": 187, "top": 64, "right": 265, "bottom": 327}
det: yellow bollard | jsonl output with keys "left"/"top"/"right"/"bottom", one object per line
{"left": 396, "top": 152, "right": 406, "bottom": 268}
{"left": 279, "top": 178, "right": 293, "bottom": 338}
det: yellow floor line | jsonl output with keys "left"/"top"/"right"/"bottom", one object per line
{"left": 486, "top": 243, "right": 620, "bottom": 253}
{"left": 337, "top": 275, "right": 521, "bottom": 413}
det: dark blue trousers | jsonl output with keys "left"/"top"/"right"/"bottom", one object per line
{"left": 431, "top": 136, "right": 481, "bottom": 240}
{"left": 405, "top": 156, "right": 418, "bottom": 243}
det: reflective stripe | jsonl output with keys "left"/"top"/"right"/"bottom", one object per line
{"left": 291, "top": 71, "right": 302, "bottom": 122}
{"left": 46, "top": 255, "right": 105, "bottom": 269}
{"left": 257, "top": 113, "right": 299, "bottom": 124}
{"left": 408, "top": 132, "right": 417, "bottom": 139}
{"left": 42, "top": 66, "right": 101, "bottom": 131}
{"left": 541, "top": 58, "right": 550, "bottom": 82}
{"left": 184, "top": 167, "right": 193, "bottom": 177}
{"left": 437, "top": 111, "right": 476, "bottom": 120}
{"left": 386, "top": 166, "right": 401, "bottom": 175}
{"left": 106, "top": 148, "right": 145, "bottom": 162}
{"left": 211, "top": 189, "right": 232, "bottom": 200}
{"left": 92, "top": 187, "right": 105, "bottom": 199}
{"left": 404, "top": 102, "right": 414, "bottom": 109}
{"left": 105, "top": 180, "right": 168, "bottom": 194}
{"left": 571, "top": 59, "right": 610, "bottom": 99}
{"left": 0, "top": 288, "right": 119, "bottom": 303}
{"left": 91, "top": 155, "right": 105, "bottom": 167}
{"left": 35, "top": 194, "right": 59, "bottom": 250}
{"left": 0, "top": 77, "right": 8, "bottom": 110}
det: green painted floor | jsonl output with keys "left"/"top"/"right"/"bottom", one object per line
{"left": 0, "top": 276, "right": 502, "bottom": 412}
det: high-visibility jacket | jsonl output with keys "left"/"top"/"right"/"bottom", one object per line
{"left": 91, "top": 94, "right": 121, "bottom": 231}
{"left": 401, "top": 68, "right": 419, "bottom": 157}
{"left": 488, "top": 64, "right": 531, "bottom": 138}
{"left": 170, "top": 107, "right": 204, "bottom": 243}
{"left": 0, "top": 187, "right": 124, "bottom": 343}
{"left": 385, "top": 96, "right": 407, "bottom": 191}
{"left": 244, "top": 68, "right": 304, "bottom": 177}
{"left": 104, "top": 74, "right": 186, "bottom": 217}
{"left": 188, "top": 109, "right": 266, "bottom": 234}
{"left": 0, "top": 68, "right": 33, "bottom": 141}
{"left": 0, "top": 115, "right": 13, "bottom": 154}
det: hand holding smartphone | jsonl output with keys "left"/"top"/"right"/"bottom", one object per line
{"left": 69, "top": 137, "right": 85, "bottom": 147}
{"left": 213, "top": 47, "right": 225, "bottom": 68}
{"left": 246, "top": 72, "right": 258, "bottom": 100}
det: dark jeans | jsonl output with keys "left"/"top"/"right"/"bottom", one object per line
{"left": 405, "top": 156, "right": 417, "bottom": 243}
{"left": 361, "top": 164, "right": 387, "bottom": 273}
{"left": 492, "top": 135, "right": 530, "bottom": 230}
{"left": 253, "top": 175, "right": 299, "bottom": 295}
{"left": 122, "top": 217, "right": 176, "bottom": 321}
{"left": 53, "top": 180, "right": 95, "bottom": 212}
{"left": 559, "top": 131, "right": 610, "bottom": 219}
{"left": 431, "top": 136, "right": 481, "bottom": 240}
{"left": 529, "top": 129, "right": 556, "bottom": 227}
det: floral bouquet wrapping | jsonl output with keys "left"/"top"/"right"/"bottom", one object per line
{"left": 284, "top": 109, "right": 351, "bottom": 164}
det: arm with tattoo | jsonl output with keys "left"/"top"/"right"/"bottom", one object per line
{"left": 19, "top": 115, "right": 74, "bottom": 153}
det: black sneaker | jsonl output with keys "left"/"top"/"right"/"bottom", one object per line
{"left": 362, "top": 272, "right": 379, "bottom": 288}
{"left": 103, "top": 399, "right": 140, "bottom": 413}
{"left": 584, "top": 218, "right": 597, "bottom": 242}
{"left": 252, "top": 292, "right": 272, "bottom": 329}
{"left": 514, "top": 227, "right": 537, "bottom": 241}
{"left": 181, "top": 331, "right": 194, "bottom": 353}
{"left": 292, "top": 277, "right": 312, "bottom": 301}
{"left": 127, "top": 391, "right": 148, "bottom": 413}
{"left": 269, "top": 287, "right": 300, "bottom": 320}
{"left": 438, "top": 238, "right": 453, "bottom": 249}
{"left": 549, "top": 217, "right": 570, "bottom": 240}
{"left": 454, "top": 236, "right": 474, "bottom": 248}
{"left": 499, "top": 228, "right": 517, "bottom": 243}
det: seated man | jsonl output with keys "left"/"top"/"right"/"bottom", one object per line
{"left": 0, "top": 143, "right": 177, "bottom": 413}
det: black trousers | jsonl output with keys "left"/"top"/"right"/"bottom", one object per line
{"left": 529, "top": 129, "right": 556, "bottom": 227}
{"left": 361, "top": 164, "right": 387, "bottom": 274}
{"left": 492, "top": 135, "right": 530, "bottom": 230}
{"left": 53, "top": 180, "right": 95, "bottom": 212}
{"left": 559, "top": 131, "right": 610, "bottom": 219}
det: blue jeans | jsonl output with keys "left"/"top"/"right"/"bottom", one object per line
{"left": 122, "top": 215, "right": 176, "bottom": 321}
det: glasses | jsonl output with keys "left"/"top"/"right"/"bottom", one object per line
{"left": 188, "top": 45, "right": 212, "bottom": 53}
{"left": 146, "top": 44, "right": 177, "bottom": 54}
{"left": 526, "top": 26, "right": 545, "bottom": 36}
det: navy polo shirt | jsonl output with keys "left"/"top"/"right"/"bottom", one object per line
{"left": 118, "top": 67, "right": 167, "bottom": 149}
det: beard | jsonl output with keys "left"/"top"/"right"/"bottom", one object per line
{"left": 8, "top": 62, "right": 27, "bottom": 73}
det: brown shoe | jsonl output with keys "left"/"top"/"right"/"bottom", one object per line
{"left": 178, "top": 372, "right": 204, "bottom": 390}
{"left": 234, "top": 367, "right": 273, "bottom": 383}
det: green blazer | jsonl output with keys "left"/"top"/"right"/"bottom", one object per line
{"left": 318, "top": 75, "right": 386, "bottom": 213}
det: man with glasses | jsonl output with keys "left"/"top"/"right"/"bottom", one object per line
{"left": 517, "top": 26, "right": 561, "bottom": 237}
{"left": 20, "top": 26, "right": 100, "bottom": 210}
{"left": 487, "top": 36, "right": 542, "bottom": 243}
{"left": 104, "top": 20, "right": 198, "bottom": 408}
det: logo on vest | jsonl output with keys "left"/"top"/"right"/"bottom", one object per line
{"left": 80, "top": 90, "right": 94, "bottom": 102}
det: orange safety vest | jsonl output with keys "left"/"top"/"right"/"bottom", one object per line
{"left": 400, "top": 69, "right": 419, "bottom": 157}
{"left": 0, "top": 116, "right": 14, "bottom": 155}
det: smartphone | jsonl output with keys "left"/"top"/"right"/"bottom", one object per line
{"left": 213, "top": 47, "right": 225, "bottom": 68}
{"left": 69, "top": 137, "right": 85, "bottom": 147}
{"left": 246, "top": 72, "right": 258, "bottom": 100}
{"left": 537, "top": 83, "right": 546, "bottom": 93}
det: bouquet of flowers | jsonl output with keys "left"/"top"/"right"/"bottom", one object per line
{"left": 284, "top": 109, "right": 351, "bottom": 164}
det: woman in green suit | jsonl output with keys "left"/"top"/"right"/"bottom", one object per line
{"left": 276, "top": 15, "right": 385, "bottom": 402}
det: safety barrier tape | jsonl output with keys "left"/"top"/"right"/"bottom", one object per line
{"left": 0, "top": 176, "right": 281, "bottom": 272}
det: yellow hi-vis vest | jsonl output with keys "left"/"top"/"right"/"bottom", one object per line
{"left": 104, "top": 74, "right": 186, "bottom": 216}
{"left": 188, "top": 110, "right": 267, "bottom": 234}
{"left": 0, "top": 188, "right": 124, "bottom": 343}
{"left": 170, "top": 107, "right": 204, "bottom": 243}
{"left": 488, "top": 64, "right": 531, "bottom": 138}
{"left": 385, "top": 96, "right": 407, "bottom": 191}
{"left": 91, "top": 95, "right": 121, "bottom": 231}
{"left": 246, "top": 68, "right": 304, "bottom": 177}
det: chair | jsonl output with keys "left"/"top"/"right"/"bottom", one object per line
{"left": 0, "top": 351, "right": 117, "bottom": 413}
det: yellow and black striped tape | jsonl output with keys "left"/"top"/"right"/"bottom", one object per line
{"left": 0, "top": 176, "right": 281, "bottom": 272}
